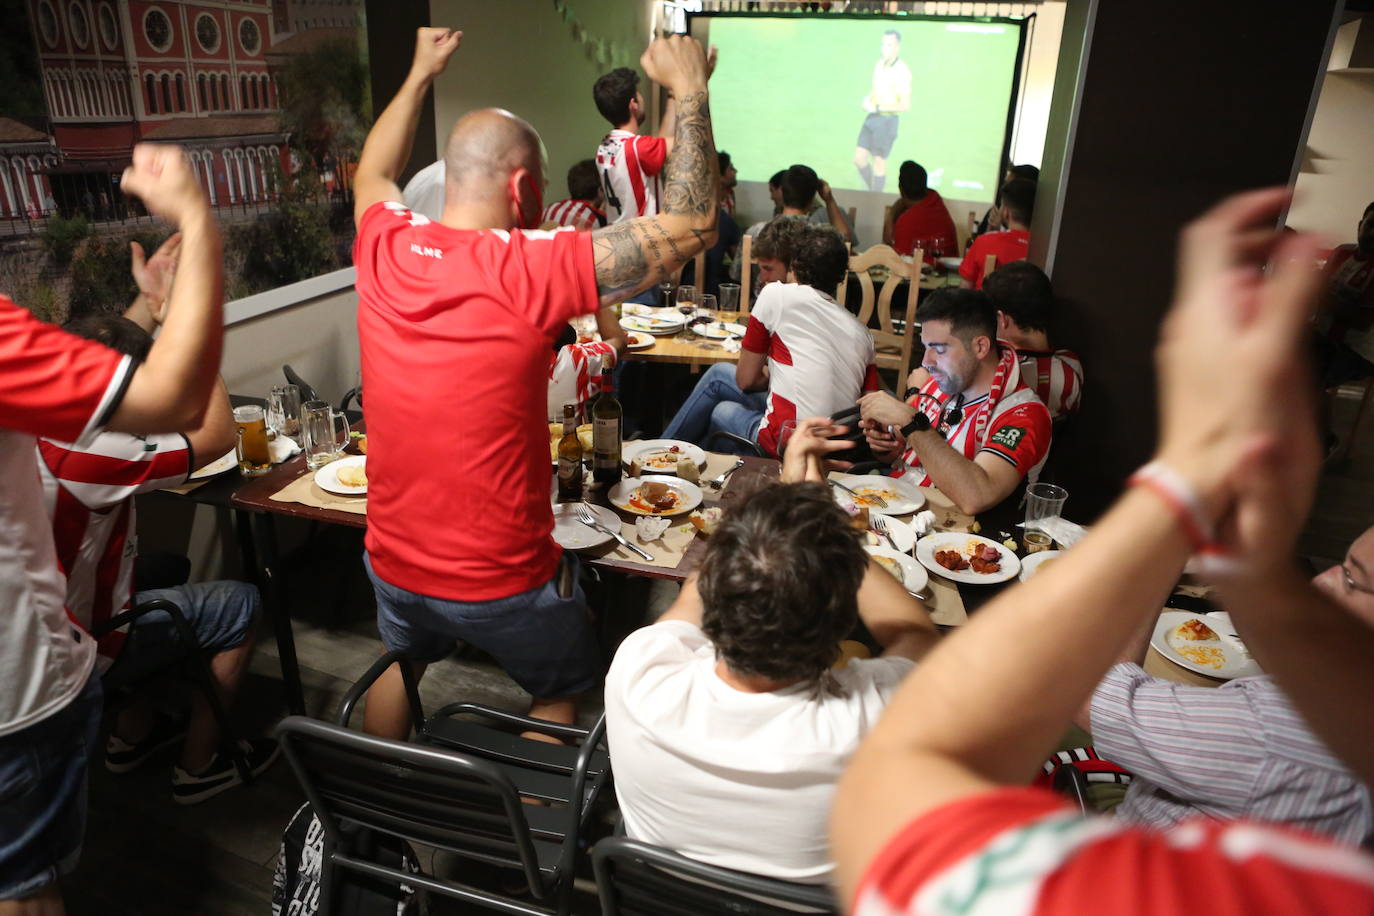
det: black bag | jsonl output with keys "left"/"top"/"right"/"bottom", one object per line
{"left": 271, "top": 803, "right": 423, "bottom": 916}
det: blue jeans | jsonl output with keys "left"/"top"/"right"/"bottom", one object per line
{"left": 0, "top": 674, "right": 102, "bottom": 900}
{"left": 103, "top": 581, "right": 260, "bottom": 690}
{"left": 662, "top": 362, "right": 766, "bottom": 453}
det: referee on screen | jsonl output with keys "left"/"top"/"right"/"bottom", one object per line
{"left": 854, "top": 30, "right": 912, "bottom": 193}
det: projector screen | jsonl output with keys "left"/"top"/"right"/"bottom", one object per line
{"left": 695, "top": 15, "right": 1026, "bottom": 203}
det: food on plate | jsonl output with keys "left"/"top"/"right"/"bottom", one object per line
{"left": 336, "top": 465, "right": 367, "bottom": 488}
{"left": 851, "top": 485, "right": 897, "bottom": 509}
{"left": 933, "top": 540, "right": 1002, "bottom": 574}
{"left": 628, "top": 458, "right": 644, "bottom": 478}
{"left": 1173, "top": 618, "right": 1220, "bottom": 642}
{"left": 871, "top": 555, "right": 904, "bottom": 583}
{"left": 635, "top": 515, "right": 671, "bottom": 543}
{"left": 1176, "top": 645, "right": 1226, "bottom": 669}
{"left": 675, "top": 455, "right": 700, "bottom": 482}
{"left": 627, "top": 331, "right": 653, "bottom": 347}
{"left": 640, "top": 446, "right": 685, "bottom": 471}
{"left": 356, "top": 435, "right": 367, "bottom": 454}
{"left": 627, "top": 480, "right": 681, "bottom": 514}
{"left": 689, "top": 507, "right": 723, "bottom": 535}
{"left": 845, "top": 505, "right": 872, "bottom": 532}
{"left": 548, "top": 423, "right": 594, "bottom": 461}
{"left": 1001, "top": 538, "right": 1018, "bottom": 551}
{"left": 934, "top": 549, "right": 970, "bottom": 572}
{"left": 1035, "top": 557, "right": 1058, "bottom": 573}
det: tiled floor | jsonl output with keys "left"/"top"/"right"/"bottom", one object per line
{"left": 66, "top": 382, "right": 1372, "bottom": 913}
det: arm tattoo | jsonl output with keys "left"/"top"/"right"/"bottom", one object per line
{"left": 593, "top": 221, "right": 660, "bottom": 300}
{"left": 660, "top": 90, "right": 718, "bottom": 218}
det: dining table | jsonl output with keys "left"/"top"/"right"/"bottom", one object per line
{"left": 620, "top": 309, "right": 744, "bottom": 368}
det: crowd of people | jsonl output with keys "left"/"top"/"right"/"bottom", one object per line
{"left": 2, "top": 23, "right": 1373, "bottom": 916}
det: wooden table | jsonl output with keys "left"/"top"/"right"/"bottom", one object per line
{"left": 623, "top": 310, "right": 743, "bottom": 368}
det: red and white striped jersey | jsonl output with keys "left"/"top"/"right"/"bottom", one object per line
{"left": 548, "top": 340, "right": 617, "bottom": 422}
{"left": 595, "top": 130, "right": 668, "bottom": 223}
{"left": 37, "top": 431, "right": 191, "bottom": 660}
{"left": 541, "top": 199, "right": 605, "bottom": 232}
{"left": 1017, "top": 348, "right": 1083, "bottom": 420}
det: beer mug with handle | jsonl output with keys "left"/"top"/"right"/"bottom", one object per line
{"left": 302, "top": 400, "right": 351, "bottom": 469}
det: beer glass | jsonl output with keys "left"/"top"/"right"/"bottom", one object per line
{"left": 233, "top": 404, "right": 272, "bottom": 477}
{"left": 302, "top": 400, "right": 351, "bottom": 470}
{"left": 717, "top": 282, "right": 741, "bottom": 317}
{"left": 266, "top": 384, "right": 302, "bottom": 444}
{"left": 1023, "top": 482, "right": 1068, "bottom": 552}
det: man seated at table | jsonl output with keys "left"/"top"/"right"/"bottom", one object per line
{"left": 890, "top": 161, "right": 958, "bottom": 262}
{"left": 1074, "top": 523, "right": 1374, "bottom": 846}
{"left": 983, "top": 261, "right": 1083, "bottom": 421}
{"left": 959, "top": 177, "right": 1035, "bottom": 289}
{"left": 663, "top": 224, "right": 879, "bottom": 456}
{"left": 743, "top": 164, "right": 855, "bottom": 246}
{"left": 539, "top": 158, "right": 607, "bottom": 231}
{"left": 352, "top": 29, "right": 719, "bottom": 740}
{"left": 37, "top": 314, "right": 279, "bottom": 804}
{"left": 858, "top": 288, "right": 1052, "bottom": 516}
{"left": 605, "top": 421, "right": 937, "bottom": 884}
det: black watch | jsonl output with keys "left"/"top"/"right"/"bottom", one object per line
{"left": 899, "top": 412, "right": 931, "bottom": 436}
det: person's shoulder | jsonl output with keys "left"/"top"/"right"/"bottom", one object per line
{"left": 606, "top": 620, "right": 709, "bottom": 697}
{"left": 841, "top": 656, "right": 916, "bottom": 691}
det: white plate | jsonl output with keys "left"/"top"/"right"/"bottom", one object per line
{"left": 626, "top": 330, "right": 655, "bottom": 350}
{"left": 938, "top": 256, "right": 963, "bottom": 271}
{"left": 865, "top": 545, "right": 928, "bottom": 593}
{"left": 620, "top": 314, "right": 685, "bottom": 336}
{"left": 832, "top": 474, "right": 925, "bottom": 516}
{"left": 188, "top": 449, "right": 237, "bottom": 480}
{"left": 915, "top": 532, "right": 1021, "bottom": 585}
{"left": 552, "top": 502, "right": 622, "bottom": 550}
{"left": 860, "top": 517, "right": 917, "bottom": 554}
{"left": 623, "top": 439, "right": 708, "bottom": 474}
{"left": 1018, "top": 549, "right": 1062, "bottom": 582}
{"left": 608, "top": 475, "right": 703, "bottom": 516}
{"left": 1151, "top": 611, "right": 1262, "bottom": 680}
{"left": 314, "top": 455, "right": 367, "bottom": 495}
{"left": 692, "top": 321, "right": 747, "bottom": 340}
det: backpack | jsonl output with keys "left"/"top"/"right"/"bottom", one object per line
{"left": 271, "top": 802, "right": 424, "bottom": 916}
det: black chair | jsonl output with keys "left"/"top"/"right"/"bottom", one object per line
{"left": 281, "top": 364, "right": 321, "bottom": 404}
{"left": 276, "top": 651, "right": 611, "bottom": 915}
{"left": 704, "top": 430, "right": 764, "bottom": 458}
{"left": 592, "top": 837, "right": 838, "bottom": 916}
{"left": 95, "top": 598, "right": 252, "bottom": 782}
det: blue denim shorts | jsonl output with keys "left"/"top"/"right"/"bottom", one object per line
{"left": 103, "top": 581, "right": 260, "bottom": 690}
{"left": 365, "top": 552, "right": 601, "bottom": 699}
{"left": 0, "top": 674, "right": 102, "bottom": 900}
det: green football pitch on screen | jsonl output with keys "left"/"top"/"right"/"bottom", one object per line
{"left": 702, "top": 16, "right": 1024, "bottom": 202}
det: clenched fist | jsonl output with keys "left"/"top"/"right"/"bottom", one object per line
{"left": 120, "top": 144, "right": 208, "bottom": 226}
{"left": 411, "top": 27, "right": 461, "bottom": 81}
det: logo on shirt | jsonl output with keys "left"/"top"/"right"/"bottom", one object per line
{"left": 990, "top": 426, "right": 1025, "bottom": 450}
{"left": 409, "top": 243, "right": 443, "bottom": 260}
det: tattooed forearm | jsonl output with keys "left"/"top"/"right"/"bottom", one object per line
{"left": 593, "top": 222, "right": 650, "bottom": 299}
{"left": 661, "top": 90, "right": 718, "bottom": 219}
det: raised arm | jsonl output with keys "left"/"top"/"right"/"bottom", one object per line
{"left": 819, "top": 180, "right": 856, "bottom": 245}
{"left": 592, "top": 36, "right": 719, "bottom": 306}
{"left": 353, "top": 27, "right": 461, "bottom": 227}
{"left": 108, "top": 144, "right": 223, "bottom": 435}
{"left": 655, "top": 46, "right": 715, "bottom": 156}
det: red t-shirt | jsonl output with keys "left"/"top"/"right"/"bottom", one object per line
{"left": 353, "top": 202, "right": 600, "bottom": 601}
{"left": 854, "top": 786, "right": 1374, "bottom": 916}
{"left": 891, "top": 191, "right": 958, "bottom": 261}
{"left": 959, "top": 228, "right": 1030, "bottom": 289}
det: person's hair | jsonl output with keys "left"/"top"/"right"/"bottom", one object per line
{"left": 1363, "top": 201, "right": 1374, "bottom": 219}
{"left": 752, "top": 215, "right": 811, "bottom": 268}
{"left": 699, "top": 482, "right": 866, "bottom": 684}
{"left": 790, "top": 225, "right": 848, "bottom": 293}
{"left": 780, "top": 164, "right": 820, "bottom": 210}
{"left": 883, "top": 29, "right": 901, "bottom": 42}
{"left": 916, "top": 288, "right": 998, "bottom": 348}
{"left": 593, "top": 67, "right": 639, "bottom": 126}
{"left": 999, "top": 178, "right": 1036, "bottom": 226}
{"left": 983, "top": 261, "right": 1053, "bottom": 334}
{"left": 768, "top": 169, "right": 786, "bottom": 190}
{"left": 567, "top": 159, "right": 600, "bottom": 201}
{"left": 897, "top": 160, "right": 927, "bottom": 200}
{"left": 64, "top": 314, "right": 153, "bottom": 363}
{"left": 1008, "top": 164, "right": 1040, "bottom": 183}
{"left": 718, "top": 150, "right": 732, "bottom": 173}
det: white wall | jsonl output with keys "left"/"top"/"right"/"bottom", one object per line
{"left": 1288, "top": 70, "right": 1374, "bottom": 241}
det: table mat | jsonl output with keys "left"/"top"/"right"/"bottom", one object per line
{"left": 584, "top": 517, "right": 699, "bottom": 568}
{"left": 269, "top": 468, "right": 369, "bottom": 515}
{"left": 161, "top": 476, "right": 213, "bottom": 496}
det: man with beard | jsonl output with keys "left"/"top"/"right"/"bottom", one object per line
{"left": 856, "top": 288, "right": 1051, "bottom": 515}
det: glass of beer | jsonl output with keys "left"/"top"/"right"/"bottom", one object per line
{"left": 302, "top": 400, "right": 351, "bottom": 470}
{"left": 234, "top": 404, "right": 272, "bottom": 477}
{"left": 1023, "top": 482, "right": 1068, "bottom": 553}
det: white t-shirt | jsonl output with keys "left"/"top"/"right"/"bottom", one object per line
{"left": 740, "top": 283, "right": 879, "bottom": 457}
{"left": 870, "top": 58, "right": 912, "bottom": 111}
{"left": 604, "top": 620, "right": 914, "bottom": 884}
{"left": 401, "top": 159, "right": 446, "bottom": 221}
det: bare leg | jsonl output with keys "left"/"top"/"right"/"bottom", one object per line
{"left": 871, "top": 155, "right": 888, "bottom": 192}
{"left": 111, "top": 697, "right": 155, "bottom": 745}
{"left": 0, "top": 883, "right": 65, "bottom": 916}
{"left": 361, "top": 658, "right": 429, "bottom": 741}
{"left": 523, "top": 696, "right": 577, "bottom": 745}
{"left": 179, "top": 633, "right": 256, "bottom": 773}
{"left": 854, "top": 147, "right": 872, "bottom": 189}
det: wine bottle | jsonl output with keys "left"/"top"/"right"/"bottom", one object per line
{"left": 592, "top": 368, "right": 622, "bottom": 486}
{"left": 557, "top": 403, "right": 583, "bottom": 502}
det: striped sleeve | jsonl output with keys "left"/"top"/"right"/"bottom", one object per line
{"left": 38, "top": 430, "right": 192, "bottom": 510}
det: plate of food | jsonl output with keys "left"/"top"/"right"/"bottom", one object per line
{"left": 854, "top": 515, "right": 917, "bottom": 553}
{"left": 1018, "top": 549, "right": 1062, "bottom": 582}
{"left": 620, "top": 313, "right": 685, "bottom": 336}
{"left": 831, "top": 474, "right": 925, "bottom": 516}
{"left": 915, "top": 532, "right": 1020, "bottom": 584}
{"left": 692, "top": 321, "right": 747, "bottom": 340}
{"left": 188, "top": 449, "right": 237, "bottom": 480}
{"left": 626, "top": 330, "right": 655, "bottom": 350}
{"left": 551, "top": 501, "right": 622, "bottom": 550}
{"left": 315, "top": 455, "right": 367, "bottom": 496}
{"left": 1151, "top": 611, "right": 1261, "bottom": 680}
{"left": 865, "top": 545, "right": 928, "bottom": 594}
{"left": 623, "top": 439, "right": 707, "bottom": 475}
{"left": 608, "top": 475, "right": 703, "bottom": 516}
{"left": 548, "top": 422, "right": 595, "bottom": 464}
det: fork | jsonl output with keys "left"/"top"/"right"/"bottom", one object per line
{"left": 576, "top": 503, "right": 654, "bottom": 561}
{"left": 830, "top": 478, "right": 888, "bottom": 509}
{"left": 870, "top": 514, "right": 901, "bottom": 552}
{"left": 709, "top": 458, "right": 745, "bottom": 490}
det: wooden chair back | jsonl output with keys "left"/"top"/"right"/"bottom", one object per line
{"left": 983, "top": 252, "right": 998, "bottom": 280}
{"left": 839, "top": 243, "right": 920, "bottom": 387}
{"left": 739, "top": 233, "right": 753, "bottom": 316}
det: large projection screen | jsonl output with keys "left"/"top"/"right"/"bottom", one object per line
{"left": 694, "top": 14, "right": 1027, "bottom": 204}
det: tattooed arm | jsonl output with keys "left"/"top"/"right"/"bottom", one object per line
{"left": 592, "top": 36, "right": 719, "bottom": 306}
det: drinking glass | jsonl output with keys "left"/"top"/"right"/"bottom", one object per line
{"left": 695, "top": 294, "right": 717, "bottom": 337}
{"left": 717, "top": 282, "right": 741, "bottom": 318}
{"left": 675, "top": 284, "right": 697, "bottom": 337}
{"left": 266, "top": 384, "right": 302, "bottom": 444}
{"left": 778, "top": 419, "right": 798, "bottom": 456}
{"left": 658, "top": 279, "right": 675, "bottom": 310}
{"left": 302, "top": 400, "right": 352, "bottom": 470}
{"left": 233, "top": 404, "right": 272, "bottom": 477}
{"left": 1023, "top": 482, "right": 1068, "bottom": 550}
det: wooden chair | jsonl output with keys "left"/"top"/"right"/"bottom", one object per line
{"left": 739, "top": 233, "right": 753, "bottom": 316}
{"left": 983, "top": 252, "right": 998, "bottom": 280}
{"left": 837, "top": 243, "right": 920, "bottom": 388}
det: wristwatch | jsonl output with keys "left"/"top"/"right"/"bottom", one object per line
{"left": 899, "top": 412, "right": 931, "bottom": 436}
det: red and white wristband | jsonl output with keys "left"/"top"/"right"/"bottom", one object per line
{"left": 1127, "top": 460, "right": 1217, "bottom": 555}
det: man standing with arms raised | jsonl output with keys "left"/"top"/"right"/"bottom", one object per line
{"left": 351, "top": 27, "right": 718, "bottom": 739}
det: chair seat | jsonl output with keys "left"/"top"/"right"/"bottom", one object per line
{"left": 424, "top": 718, "right": 610, "bottom": 779}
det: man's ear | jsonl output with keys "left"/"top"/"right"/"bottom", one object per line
{"left": 974, "top": 334, "right": 994, "bottom": 360}
{"left": 996, "top": 310, "right": 1012, "bottom": 335}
